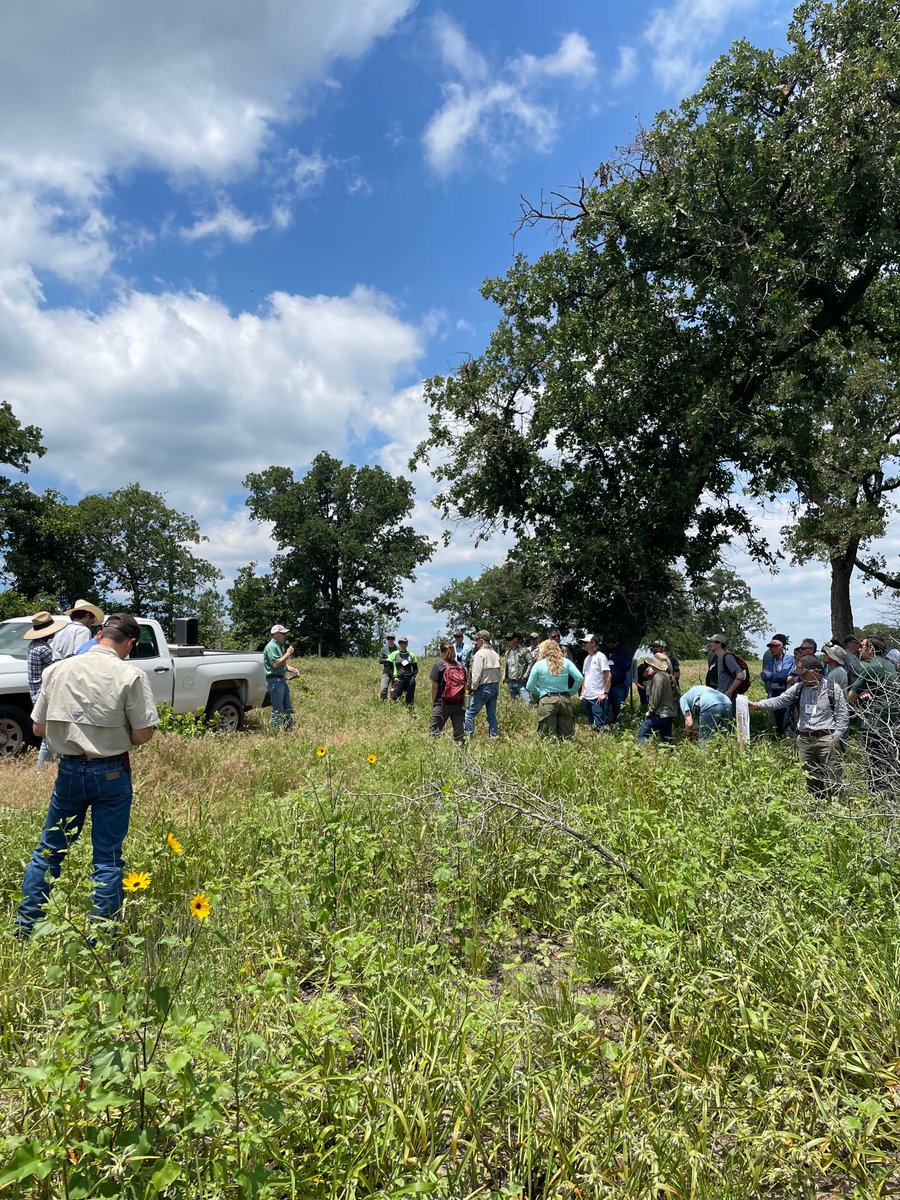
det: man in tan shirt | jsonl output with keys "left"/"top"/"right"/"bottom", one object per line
{"left": 464, "top": 629, "right": 502, "bottom": 738}
{"left": 16, "top": 613, "right": 159, "bottom": 937}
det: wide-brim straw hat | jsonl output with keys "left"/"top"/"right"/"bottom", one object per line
{"left": 23, "top": 611, "right": 68, "bottom": 641}
{"left": 64, "top": 600, "right": 106, "bottom": 624}
{"left": 642, "top": 653, "right": 670, "bottom": 671}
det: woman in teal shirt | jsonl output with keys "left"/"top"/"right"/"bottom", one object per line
{"left": 526, "top": 639, "right": 584, "bottom": 739}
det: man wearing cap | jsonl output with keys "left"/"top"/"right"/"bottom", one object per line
{"left": 636, "top": 638, "right": 678, "bottom": 707}
{"left": 51, "top": 600, "right": 105, "bottom": 662}
{"left": 503, "top": 632, "right": 532, "bottom": 705}
{"left": 750, "top": 656, "right": 849, "bottom": 796}
{"left": 378, "top": 634, "right": 397, "bottom": 701}
{"left": 527, "top": 632, "right": 541, "bottom": 664}
{"left": 760, "top": 633, "right": 795, "bottom": 737}
{"left": 388, "top": 637, "right": 418, "bottom": 706}
{"left": 263, "top": 624, "right": 295, "bottom": 730}
{"left": 452, "top": 630, "right": 472, "bottom": 670}
{"left": 637, "top": 654, "right": 677, "bottom": 743}
{"left": 15, "top": 614, "right": 159, "bottom": 937}
{"left": 23, "top": 611, "right": 69, "bottom": 769}
{"left": 579, "top": 633, "right": 611, "bottom": 731}
{"left": 465, "top": 630, "right": 502, "bottom": 737}
{"left": 707, "top": 635, "right": 747, "bottom": 701}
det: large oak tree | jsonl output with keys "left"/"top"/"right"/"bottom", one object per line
{"left": 413, "top": 0, "right": 900, "bottom": 650}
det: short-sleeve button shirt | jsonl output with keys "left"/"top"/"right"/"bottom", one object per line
{"left": 32, "top": 645, "right": 159, "bottom": 758}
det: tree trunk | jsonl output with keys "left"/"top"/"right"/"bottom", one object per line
{"left": 829, "top": 545, "right": 857, "bottom": 639}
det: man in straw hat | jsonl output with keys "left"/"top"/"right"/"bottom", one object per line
{"left": 15, "top": 613, "right": 159, "bottom": 938}
{"left": 23, "top": 612, "right": 69, "bottom": 769}
{"left": 51, "top": 600, "right": 105, "bottom": 662}
{"left": 637, "top": 653, "right": 677, "bottom": 744}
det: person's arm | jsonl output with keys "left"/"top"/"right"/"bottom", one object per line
{"left": 411, "top": 656, "right": 419, "bottom": 678}
{"left": 566, "top": 662, "right": 584, "bottom": 695}
{"left": 526, "top": 663, "right": 541, "bottom": 698}
{"left": 274, "top": 645, "right": 294, "bottom": 668}
{"left": 31, "top": 690, "right": 48, "bottom": 739}
{"left": 749, "top": 683, "right": 798, "bottom": 711}
{"left": 603, "top": 669, "right": 611, "bottom": 695}
{"left": 724, "top": 654, "right": 746, "bottom": 699}
{"left": 430, "top": 664, "right": 441, "bottom": 706}
{"left": 470, "top": 651, "right": 483, "bottom": 692}
{"left": 832, "top": 686, "right": 850, "bottom": 741}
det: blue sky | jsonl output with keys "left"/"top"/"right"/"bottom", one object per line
{"left": 1, "top": 0, "right": 892, "bottom": 652}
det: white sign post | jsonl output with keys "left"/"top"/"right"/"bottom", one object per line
{"left": 735, "top": 693, "right": 750, "bottom": 744}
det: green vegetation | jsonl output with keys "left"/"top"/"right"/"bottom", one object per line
{"left": 1, "top": 657, "right": 898, "bottom": 1198}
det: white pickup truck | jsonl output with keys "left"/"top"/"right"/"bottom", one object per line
{"left": 0, "top": 616, "right": 268, "bottom": 756}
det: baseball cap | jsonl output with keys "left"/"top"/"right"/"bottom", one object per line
{"left": 271, "top": 624, "right": 289, "bottom": 635}
{"left": 580, "top": 632, "right": 598, "bottom": 643}
{"left": 475, "top": 629, "right": 491, "bottom": 641}
{"left": 707, "top": 633, "right": 727, "bottom": 645}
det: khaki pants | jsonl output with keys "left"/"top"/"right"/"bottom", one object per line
{"left": 796, "top": 733, "right": 839, "bottom": 797}
{"left": 537, "top": 693, "right": 575, "bottom": 739}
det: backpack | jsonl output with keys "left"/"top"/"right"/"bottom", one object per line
{"left": 442, "top": 661, "right": 466, "bottom": 705}
{"left": 729, "top": 652, "right": 752, "bottom": 695}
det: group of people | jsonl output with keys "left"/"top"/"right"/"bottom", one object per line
{"left": 376, "top": 628, "right": 636, "bottom": 742}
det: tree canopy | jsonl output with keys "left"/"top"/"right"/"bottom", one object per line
{"left": 413, "top": 0, "right": 900, "bottom": 650}
{"left": 429, "top": 561, "right": 550, "bottom": 638}
{"left": 242, "top": 452, "right": 433, "bottom": 656}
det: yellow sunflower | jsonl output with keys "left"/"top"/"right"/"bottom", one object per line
{"left": 190, "top": 892, "right": 211, "bottom": 920}
{"left": 123, "top": 870, "right": 151, "bottom": 892}
{"left": 367, "top": 753, "right": 377, "bottom": 764}
{"left": 166, "top": 832, "right": 183, "bottom": 855}
{"left": 315, "top": 745, "right": 327, "bottom": 757}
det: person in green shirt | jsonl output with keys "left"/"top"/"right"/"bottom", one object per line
{"left": 849, "top": 635, "right": 900, "bottom": 795}
{"left": 388, "top": 637, "right": 418, "bottom": 706}
{"left": 263, "top": 623, "right": 295, "bottom": 730}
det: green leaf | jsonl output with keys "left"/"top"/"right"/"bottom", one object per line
{"left": 0, "top": 1141, "right": 54, "bottom": 1187}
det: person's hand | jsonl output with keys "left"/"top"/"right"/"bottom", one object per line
{"left": 683, "top": 712, "right": 693, "bottom": 728}
{"left": 285, "top": 646, "right": 295, "bottom": 658}
{"left": 747, "top": 701, "right": 759, "bottom": 710}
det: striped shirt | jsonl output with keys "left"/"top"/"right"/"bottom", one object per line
{"left": 26, "top": 641, "right": 53, "bottom": 703}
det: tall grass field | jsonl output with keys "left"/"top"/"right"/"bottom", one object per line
{"left": 1, "top": 656, "right": 898, "bottom": 1198}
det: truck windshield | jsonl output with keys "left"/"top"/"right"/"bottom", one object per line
{"left": 0, "top": 621, "right": 29, "bottom": 660}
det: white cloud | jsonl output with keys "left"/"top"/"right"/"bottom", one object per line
{"left": 180, "top": 202, "right": 265, "bottom": 244}
{"left": 613, "top": 46, "right": 639, "bottom": 87}
{"left": 0, "top": 272, "right": 425, "bottom": 515}
{"left": 0, "top": 0, "right": 414, "bottom": 279}
{"left": 422, "top": 17, "right": 597, "bottom": 176}
{"left": 643, "top": 0, "right": 759, "bottom": 93}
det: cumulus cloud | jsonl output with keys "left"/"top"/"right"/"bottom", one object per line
{"left": 0, "top": 271, "right": 424, "bottom": 515}
{"left": 0, "top": 0, "right": 414, "bottom": 278}
{"left": 422, "top": 16, "right": 597, "bottom": 176}
{"left": 643, "top": 0, "right": 760, "bottom": 93}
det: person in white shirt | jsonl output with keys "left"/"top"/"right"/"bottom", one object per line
{"left": 579, "top": 633, "right": 611, "bottom": 731}
{"left": 51, "top": 600, "right": 105, "bottom": 662}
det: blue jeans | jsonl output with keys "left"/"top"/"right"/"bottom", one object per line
{"left": 465, "top": 683, "right": 499, "bottom": 737}
{"left": 582, "top": 697, "right": 606, "bottom": 730}
{"left": 603, "top": 684, "right": 628, "bottom": 726}
{"left": 698, "top": 709, "right": 733, "bottom": 744}
{"left": 266, "top": 676, "right": 293, "bottom": 730}
{"left": 637, "top": 714, "right": 673, "bottom": 743}
{"left": 17, "top": 757, "right": 133, "bottom": 934}
{"left": 507, "top": 680, "right": 531, "bottom": 706}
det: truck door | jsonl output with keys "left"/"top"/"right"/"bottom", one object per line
{"left": 131, "top": 623, "right": 174, "bottom": 707}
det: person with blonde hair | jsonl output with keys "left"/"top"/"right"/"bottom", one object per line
{"left": 526, "top": 638, "right": 583, "bottom": 739}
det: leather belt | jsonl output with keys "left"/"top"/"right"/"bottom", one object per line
{"left": 798, "top": 730, "right": 833, "bottom": 738}
{"left": 61, "top": 753, "right": 130, "bottom": 765}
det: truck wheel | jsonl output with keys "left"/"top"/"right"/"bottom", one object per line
{"left": 208, "top": 693, "right": 245, "bottom": 733}
{"left": 0, "top": 706, "right": 31, "bottom": 757}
